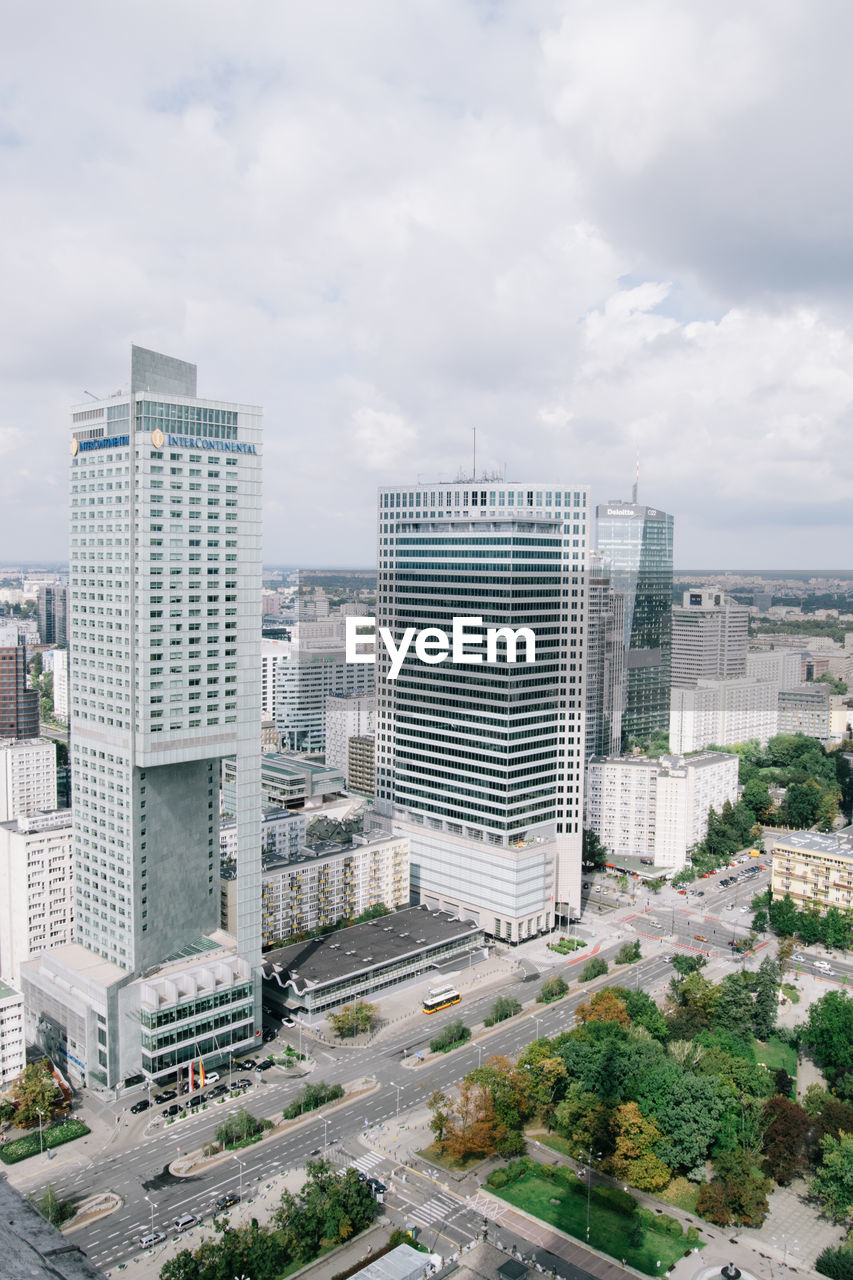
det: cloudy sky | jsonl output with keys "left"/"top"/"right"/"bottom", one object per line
{"left": 2, "top": 0, "right": 852, "bottom": 569}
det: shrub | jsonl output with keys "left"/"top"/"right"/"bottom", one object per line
{"left": 638, "top": 1207, "right": 656, "bottom": 1230}
{"left": 816, "top": 1246, "right": 853, "bottom": 1279}
{"left": 496, "top": 1129, "right": 527, "bottom": 1158}
{"left": 659, "top": 1213, "right": 683, "bottom": 1237}
{"left": 0, "top": 1118, "right": 89, "bottom": 1165}
{"left": 282, "top": 1081, "right": 343, "bottom": 1119}
{"left": 592, "top": 1185, "right": 637, "bottom": 1217}
{"left": 484, "top": 995, "right": 522, "bottom": 1027}
{"left": 537, "top": 976, "right": 568, "bottom": 1004}
{"left": 615, "top": 940, "right": 642, "bottom": 966}
{"left": 579, "top": 957, "right": 609, "bottom": 983}
{"left": 487, "top": 1168, "right": 509, "bottom": 1188}
{"left": 215, "top": 1108, "right": 273, "bottom": 1150}
{"left": 429, "top": 1020, "right": 471, "bottom": 1053}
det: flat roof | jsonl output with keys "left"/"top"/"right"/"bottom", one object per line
{"left": 0, "top": 977, "right": 22, "bottom": 1002}
{"left": 772, "top": 831, "right": 853, "bottom": 860}
{"left": 0, "top": 1178, "right": 105, "bottom": 1279}
{"left": 263, "top": 905, "right": 482, "bottom": 988}
{"left": 354, "top": 1244, "right": 441, "bottom": 1280}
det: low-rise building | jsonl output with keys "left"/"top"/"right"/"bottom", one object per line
{"left": 222, "top": 829, "right": 409, "bottom": 947}
{"left": 220, "top": 807, "right": 307, "bottom": 866}
{"left": 0, "top": 979, "right": 26, "bottom": 1087}
{"left": 261, "top": 904, "right": 485, "bottom": 1020}
{"left": 0, "top": 737, "right": 57, "bottom": 822}
{"left": 771, "top": 830, "right": 853, "bottom": 912}
{"left": 221, "top": 753, "right": 344, "bottom": 814}
{"left": 587, "top": 751, "right": 739, "bottom": 871}
{"left": 669, "top": 677, "right": 778, "bottom": 753}
{"left": 0, "top": 809, "right": 74, "bottom": 986}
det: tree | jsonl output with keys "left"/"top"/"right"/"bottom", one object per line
{"left": 579, "top": 957, "right": 608, "bottom": 983}
{"left": 783, "top": 780, "right": 823, "bottom": 828}
{"left": 575, "top": 989, "right": 631, "bottom": 1028}
{"left": 582, "top": 828, "right": 607, "bottom": 870}
{"left": 606, "top": 1102, "right": 670, "bottom": 1191}
{"left": 762, "top": 1097, "right": 810, "bottom": 1184}
{"left": 752, "top": 956, "right": 780, "bottom": 1039}
{"left": 553, "top": 1083, "right": 612, "bottom": 1157}
{"left": 768, "top": 893, "right": 799, "bottom": 936}
{"left": 429, "top": 1020, "right": 470, "bottom": 1052}
{"left": 10, "top": 1059, "right": 62, "bottom": 1128}
{"left": 466, "top": 1056, "right": 534, "bottom": 1133}
{"left": 697, "top": 1151, "right": 769, "bottom": 1227}
{"left": 215, "top": 1107, "right": 272, "bottom": 1149}
{"left": 427, "top": 1090, "right": 453, "bottom": 1146}
{"left": 615, "top": 940, "right": 642, "bottom": 965}
{"left": 275, "top": 1159, "right": 378, "bottom": 1259}
{"left": 804, "top": 990, "right": 853, "bottom": 1084}
{"left": 445, "top": 1081, "right": 506, "bottom": 1161}
{"left": 741, "top": 777, "right": 773, "bottom": 821}
{"left": 538, "top": 975, "right": 568, "bottom": 1003}
{"left": 655, "top": 1073, "right": 726, "bottom": 1174}
{"left": 816, "top": 1245, "right": 853, "bottom": 1279}
{"left": 30, "top": 1184, "right": 74, "bottom": 1226}
{"left": 484, "top": 995, "right": 521, "bottom": 1026}
{"left": 812, "top": 1133, "right": 853, "bottom": 1221}
{"left": 327, "top": 1001, "right": 378, "bottom": 1038}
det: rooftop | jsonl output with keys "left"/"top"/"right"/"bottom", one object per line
{"left": 0, "top": 978, "right": 22, "bottom": 1002}
{"left": 772, "top": 831, "right": 853, "bottom": 860}
{"left": 263, "top": 905, "right": 482, "bottom": 987}
{"left": 0, "top": 1178, "right": 105, "bottom": 1280}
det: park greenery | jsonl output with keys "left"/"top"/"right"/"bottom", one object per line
{"left": 8, "top": 1059, "right": 64, "bottom": 1128}
{"left": 214, "top": 1107, "right": 273, "bottom": 1151}
{"left": 547, "top": 936, "right": 586, "bottom": 954}
{"left": 754, "top": 887, "right": 853, "bottom": 950}
{"left": 579, "top": 956, "right": 608, "bottom": 982}
{"left": 0, "top": 1117, "right": 89, "bottom": 1165}
{"left": 537, "top": 975, "right": 568, "bottom": 1004}
{"left": 429, "top": 1019, "right": 471, "bottom": 1053}
{"left": 282, "top": 1081, "right": 343, "bottom": 1119}
{"left": 615, "top": 940, "right": 642, "bottom": 965}
{"left": 484, "top": 995, "right": 521, "bottom": 1027}
{"left": 160, "top": 1159, "right": 379, "bottom": 1280}
{"left": 30, "top": 1184, "right": 75, "bottom": 1226}
{"left": 327, "top": 1001, "right": 378, "bottom": 1038}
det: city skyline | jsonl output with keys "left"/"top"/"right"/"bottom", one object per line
{"left": 3, "top": 4, "right": 853, "bottom": 569}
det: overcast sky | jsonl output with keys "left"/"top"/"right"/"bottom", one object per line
{"left": 2, "top": 1, "right": 852, "bottom": 570}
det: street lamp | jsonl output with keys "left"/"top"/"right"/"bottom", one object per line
{"left": 392, "top": 1083, "right": 403, "bottom": 1116}
{"left": 322, "top": 1114, "right": 330, "bottom": 1148}
{"left": 584, "top": 1150, "right": 602, "bottom": 1243}
{"left": 533, "top": 1017, "right": 542, "bottom": 1039}
{"left": 144, "top": 1194, "right": 156, "bottom": 1234}
{"left": 233, "top": 1153, "right": 245, "bottom": 1201}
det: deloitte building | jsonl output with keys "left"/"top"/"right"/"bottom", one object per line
{"left": 22, "top": 347, "right": 263, "bottom": 1089}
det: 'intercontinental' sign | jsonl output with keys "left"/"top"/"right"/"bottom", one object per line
{"left": 71, "top": 434, "right": 130, "bottom": 455}
{"left": 158, "top": 433, "right": 257, "bottom": 455}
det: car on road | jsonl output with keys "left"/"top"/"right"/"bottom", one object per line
{"left": 793, "top": 953, "right": 807, "bottom": 962}
{"left": 205, "top": 1071, "right": 220, "bottom": 1083}
{"left": 663, "top": 954, "right": 673, "bottom": 962}
{"left": 263, "top": 1028, "right": 277, "bottom": 1042}
{"left": 209, "top": 1082, "right": 229, "bottom": 1098}
{"left": 815, "top": 961, "right": 833, "bottom": 972}
{"left": 129, "top": 1098, "right": 150, "bottom": 1114}
{"left": 215, "top": 1192, "right": 241, "bottom": 1212}
{"left": 367, "top": 1178, "right": 386, "bottom": 1202}
{"left": 233, "top": 1078, "right": 253, "bottom": 1090}
{"left": 255, "top": 1058, "right": 275, "bottom": 1072}
{"left": 175, "top": 1214, "right": 199, "bottom": 1232}
{"left": 281, "top": 1016, "right": 296, "bottom": 1027}
{"left": 238, "top": 1058, "right": 258, "bottom": 1071}
{"left": 677, "top": 889, "right": 687, "bottom": 896}
{"left": 694, "top": 934, "right": 709, "bottom": 943}
{"left": 140, "top": 1231, "right": 166, "bottom": 1248}
{"left": 695, "top": 891, "right": 705, "bottom": 897}
{"left": 154, "top": 1090, "right": 177, "bottom": 1104}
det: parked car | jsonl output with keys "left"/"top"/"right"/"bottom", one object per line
{"left": 174, "top": 1214, "right": 199, "bottom": 1232}
{"left": 215, "top": 1192, "right": 241, "bottom": 1211}
{"left": 239, "top": 1058, "right": 258, "bottom": 1071}
{"left": 163, "top": 1103, "right": 182, "bottom": 1117}
{"left": 140, "top": 1231, "right": 166, "bottom": 1248}
{"left": 154, "top": 1090, "right": 177, "bottom": 1104}
{"left": 205, "top": 1071, "right": 220, "bottom": 1083}
{"left": 130, "top": 1098, "right": 150, "bottom": 1114}
{"left": 188, "top": 1093, "right": 207, "bottom": 1107}
{"left": 262, "top": 1028, "right": 277, "bottom": 1043}
{"left": 209, "top": 1082, "right": 229, "bottom": 1098}
{"left": 255, "top": 1059, "right": 275, "bottom": 1072}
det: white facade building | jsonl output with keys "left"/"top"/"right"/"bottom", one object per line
{"left": 587, "top": 751, "right": 739, "bottom": 870}
{"left": 273, "top": 621, "right": 373, "bottom": 754}
{"left": 0, "top": 980, "right": 25, "bottom": 1087}
{"left": 261, "top": 638, "right": 291, "bottom": 719}
{"left": 21, "top": 346, "right": 262, "bottom": 1089}
{"left": 325, "top": 692, "right": 375, "bottom": 776}
{"left": 745, "top": 649, "right": 804, "bottom": 688}
{"left": 669, "top": 678, "right": 779, "bottom": 753}
{"left": 0, "top": 738, "right": 57, "bottom": 822}
{"left": 0, "top": 809, "right": 74, "bottom": 987}
{"left": 52, "top": 654, "right": 69, "bottom": 720}
{"left": 671, "top": 588, "right": 749, "bottom": 688}
{"left": 220, "top": 807, "right": 307, "bottom": 865}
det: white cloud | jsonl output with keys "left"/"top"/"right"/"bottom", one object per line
{"left": 351, "top": 406, "right": 419, "bottom": 471}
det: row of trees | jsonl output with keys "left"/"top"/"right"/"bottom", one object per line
{"left": 161, "top": 1159, "right": 379, "bottom": 1280}
{"left": 328, "top": 1001, "right": 378, "bottom": 1038}
{"left": 757, "top": 891, "right": 853, "bottom": 950}
{"left": 214, "top": 1107, "right": 273, "bottom": 1151}
{"left": 282, "top": 1081, "right": 343, "bottom": 1119}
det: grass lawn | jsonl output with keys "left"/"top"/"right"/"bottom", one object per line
{"left": 755, "top": 1036, "right": 797, "bottom": 1080}
{"left": 492, "top": 1171, "right": 698, "bottom": 1276}
{"left": 417, "top": 1143, "right": 486, "bottom": 1172}
{"left": 659, "top": 1177, "right": 700, "bottom": 1214}
{"left": 781, "top": 983, "right": 800, "bottom": 1004}
{"left": 535, "top": 1134, "right": 576, "bottom": 1159}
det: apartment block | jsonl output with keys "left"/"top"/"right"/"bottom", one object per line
{"left": 745, "top": 649, "right": 805, "bottom": 688}
{"left": 587, "top": 751, "right": 739, "bottom": 870}
{"left": 348, "top": 735, "right": 375, "bottom": 795}
{"left": 778, "top": 684, "right": 834, "bottom": 739}
{"left": 0, "top": 737, "right": 57, "bottom": 822}
{"left": 0, "top": 980, "right": 25, "bottom": 1087}
{"left": 273, "top": 620, "right": 374, "bottom": 753}
{"left": 771, "top": 830, "right": 853, "bottom": 912}
{"left": 325, "top": 692, "right": 375, "bottom": 774}
{"left": 222, "top": 830, "right": 409, "bottom": 946}
{"left": 0, "top": 809, "right": 74, "bottom": 987}
{"left": 669, "top": 678, "right": 778, "bottom": 753}
{"left": 220, "top": 807, "right": 307, "bottom": 865}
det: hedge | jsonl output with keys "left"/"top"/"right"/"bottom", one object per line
{"left": 0, "top": 1118, "right": 90, "bottom": 1165}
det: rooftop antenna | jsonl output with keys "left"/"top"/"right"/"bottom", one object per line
{"left": 631, "top": 455, "right": 639, "bottom": 504}
{"left": 472, "top": 427, "right": 476, "bottom": 481}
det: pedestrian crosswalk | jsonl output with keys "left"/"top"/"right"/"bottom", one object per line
{"left": 351, "top": 1151, "right": 384, "bottom": 1176}
{"left": 407, "top": 1191, "right": 460, "bottom": 1227}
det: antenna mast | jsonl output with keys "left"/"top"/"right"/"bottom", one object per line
{"left": 472, "top": 428, "right": 476, "bottom": 481}
{"left": 632, "top": 455, "right": 639, "bottom": 504}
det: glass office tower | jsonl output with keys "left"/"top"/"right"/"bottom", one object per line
{"left": 596, "top": 502, "right": 673, "bottom": 746}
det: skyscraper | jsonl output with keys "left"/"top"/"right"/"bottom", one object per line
{"left": 22, "top": 347, "right": 262, "bottom": 1088}
{"left": 671, "top": 588, "right": 748, "bottom": 688}
{"left": 596, "top": 501, "right": 673, "bottom": 746}
{"left": 37, "top": 583, "right": 69, "bottom": 647}
{"left": 375, "top": 480, "right": 588, "bottom": 939}
{"left": 584, "top": 552, "right": 624, "bottom": 762}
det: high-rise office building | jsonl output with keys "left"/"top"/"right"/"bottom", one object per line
{"left": 375, "top": 480, "right": 588, "bottom": 939}
{"left": 671, "top": 588, "right": 748, "bottom": 688}
{"left": 37, "top": 583, "right": 69, "bottom": 647}
{"left": 272, "top": 621, "right": 374, "bottom": 753}
{"left": 0, "top": 646, "right": 39, "bottom": 739}
{"left": 595, "top": 501, "right": 673, "bottom": 745}
{"left": 22, "top": 346, "right": 262, "bottom": 1089}
{"left": 584, "top": 552, "right": 624, "bottom": 763}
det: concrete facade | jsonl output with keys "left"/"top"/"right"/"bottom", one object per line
{"left": 669, "top": 677, "right": 779, "bottom": 753}
{"left": 0, "top": 808, "right": 74, "bottom": 987}
{"left": 0, "top": 978, "right": 26, "bottom": 1086}
{"left": 771, "top": 830, "right": 853, "bottom": 912}
{"left": 671, "top": 588, "right": 748, "bottom": 688}
{"left": 325, "top": 691, "right": 375, "bottom": 774}
{"left": 0, "top": 736, "right": 57, "bottom": 821}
